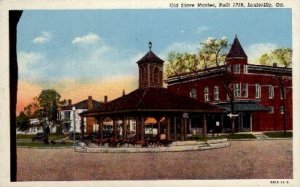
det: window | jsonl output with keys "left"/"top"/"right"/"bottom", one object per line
{"left": 93, "top": 124, "right": 99, "bottom": 132}
{"left": 243, "top": 65, "right": 248, "bottom": 74}
{"left": 280, "top": 88, "right": 286, "bottom": 99}
{"left": 255, "top": 84, "right": 261, "bottom": 98}
{"left": 268, "top": 85, "right": 274, "bottom": 99}
{"left": 204, "top": 87, "right": 209, "bottom": 102}
{"left": 280, "top": 106, "right": 285, "bottom": 114}
{"left": 190, "top": 89, "right": 197, "bottom": 99}
{"left": 233, "top": 64, "right": 240, "bottom": 74}
{"left": 214, "top": 86, "right": 219, "bottom": 100}
{"left": 242, "top": 83, "right": 248, "bottom": 97}
{"left": 226, "top": 65, "right": 231, "bottom": 73}
{"left": 268, "top": 106, "right": 274, "bottom": 114}
{"left": 234, "top": 83, "right": 241, "bottom": 97}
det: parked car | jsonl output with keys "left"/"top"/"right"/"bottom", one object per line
{"left": 32, "top": 132, "right": 46, "bottom": 141}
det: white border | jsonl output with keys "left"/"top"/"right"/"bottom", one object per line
{"left": 0, "top": 0, "right": 299, "bottom": 187}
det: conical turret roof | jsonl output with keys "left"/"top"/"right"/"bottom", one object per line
{"left": 226, "top": 36, "right": 247, "bottom": 59}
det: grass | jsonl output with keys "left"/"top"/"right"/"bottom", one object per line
{"left": 17, "top": 133, "right": 69, "bottom": 140}
{"left": 17, "top": 141, "right": 74, "bottom": 147}
{"left": 222, "top": 133, "right": 256, "bottom": 139}
{"left": 187, "top": 134, "right": 226, "bottom": 141}
{"left": 264, "top": 132, "right": 292, "bottom": 138}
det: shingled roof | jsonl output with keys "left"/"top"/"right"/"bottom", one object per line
{"left": 136, "top": 50, "right": 164, "bottom": 65}
{"left": 226, "top": 36, "right": 247, "bottom": 59}
{"left": 82, "top": 87, "right": 224, "bottom": 116}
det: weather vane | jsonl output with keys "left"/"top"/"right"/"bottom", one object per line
{"left": 149, "top": 41, "right": 152, "bottom": 50}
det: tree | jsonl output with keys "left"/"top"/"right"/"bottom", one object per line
{"left": 36, "top": 89, "right": 61, "bottom": 128}
{"left": 258, "top": 48, "right": 292, "bottom": 133}
{"left": 16, "top": 112, "right": 29, "bottom": 131}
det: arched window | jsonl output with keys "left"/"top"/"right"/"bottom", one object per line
{"left": 190, "top": 89, "right": 197, "bottom": 99}
{"left": 214, "top": 86, "right": 219, "bottom": 100}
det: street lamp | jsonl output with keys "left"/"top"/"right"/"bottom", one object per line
{"left": 72, "top": 106, "right": 76, "bottom": 144}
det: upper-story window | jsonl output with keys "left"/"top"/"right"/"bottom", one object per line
{"left": 204, "top": 87, "right": 209, "bottom": 102}
{"left": 190, "top": 88, "right": 197, "bottom": 99}
{"left": 233, "top": 83, "right": 241, "bottom": 97}
{"left": 233, "top": 64, "right": 241, "bottom": 74}
{"left": 241, "top": 83, "right": 248, "bottom": 97}
{"left": 255, "top": 84, "right": 261, "bottom": 98}
{"left": 280, "top": 106, "right": 285, "bottom": 114}
{"left": 269, "top": 85, "right": 274, "bottom": 99}
{"left": 214, "top": 86, "right": 219, "bottom": 100}
{"left": 280, "top": 88, "right": 286, "bottom": 99}
{"left": 243, "top": 65, "right": 248, "bottom": 74}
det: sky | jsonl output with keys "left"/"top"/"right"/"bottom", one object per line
{"left": 16, "top": 8, "right": 292, "bottom": 114}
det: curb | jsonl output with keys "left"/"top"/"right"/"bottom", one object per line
{"left": 75, "top": 140, "right": 231, "bottom": 153}
{"left": 17, "top": 146, "right": 75, "bottom": 149}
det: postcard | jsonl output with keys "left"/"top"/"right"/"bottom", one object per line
{"left": 0, "top": 0, "right": 299, "bottom": 187}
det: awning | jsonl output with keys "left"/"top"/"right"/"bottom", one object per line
{"left": 216, "top": 101, "right": 270, "bottom": 112}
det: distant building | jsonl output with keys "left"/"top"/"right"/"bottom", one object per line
{"left": 166, "top": 36, "right": 292, "bottom": 132}
{"left": 58, "top": 96, "right": 102, "bottom": 133}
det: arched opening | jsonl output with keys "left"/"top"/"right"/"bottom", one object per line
{"left": 154, "top": 67, "right": 159, "bottom": 83}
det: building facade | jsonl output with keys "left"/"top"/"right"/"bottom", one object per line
{"left": 58, "top": 96, "right": 102, "bottom": 133}
{"left": 166, "top": 36, "right": 292, "bottom": 132}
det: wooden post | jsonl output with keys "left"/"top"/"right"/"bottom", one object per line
{"left": 100, "top": 118, "right": 103, "bottom": 140}
{"left": 203, "top": 114, "right": 207, "bottom": 138}
{"left": 123, "top": 116, "right": 127, "bottom": 139}
{"left": 184, "top": 118, "right": 187, "bottom": 140}
{"left": 181, "top": 116, "right": 184, "bottom": 141}
{"left": 135, "top": 117, "right": 139, "bottom": 139}
{"left": 167, "top": 117, "right": 170, "bottom": 141}
{"left": 141, "top": 115, "right": 144, "bottom": 141}
{"left": 157, "top": 117, "right": 161, "bottom": 136}
{"left": 113, "top": 118, "right": 117, "bottom": 138}
{"left": 174, "top": 116, "right": 177, "bottom": 140}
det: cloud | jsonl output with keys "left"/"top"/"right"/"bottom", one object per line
{"left": 33, "top": 31, "right": 52, "bottom": 44}
{"left": 245, "top": 43, "right": 278, "bottom": 64}
{"left": 195, "top": 26, "right": 209, "bottom": 33}
{"left": 18, "top": 51, "right": 44, "bottom": 80}
{"left": 72, "top": 33, "right": 101, "bottom": 45}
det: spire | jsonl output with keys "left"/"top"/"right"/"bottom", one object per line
{"left": 148, "top": 41, "right": 152, "bottom": 50}
{"left": 226, "top": 36, "right": 247, "bottom": 59}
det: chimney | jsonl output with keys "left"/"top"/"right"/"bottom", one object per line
{"left": 88, "top": 96, "right": 93, "bottom": 110}
{"left": 104, "top": 95, "right": 108, "bottom": 104}
{"left": 122, "top": 89, "right": 125, "bottom": 96}
{"left": 273, "top": 63, "right": 278, "bottom": 67}
{"left": 68, "top": 99, "right": 72, "bottom": 106}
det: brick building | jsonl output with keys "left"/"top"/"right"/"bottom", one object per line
{"left": 166, "top": 36, "right": 292, "bottom": 132}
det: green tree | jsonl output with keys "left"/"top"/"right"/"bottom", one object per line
{"left": 16, "top": 112, "right": 29, "bottom": 131}
{"left": 36, "top": 89, "right": 61, "bottom": 127}
{"left": 199, "top": 37, "right": 229, "bottom": 67}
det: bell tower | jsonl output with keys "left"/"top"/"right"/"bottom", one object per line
{"left": 136, "top": 41, "right": 164, "bottom": 88}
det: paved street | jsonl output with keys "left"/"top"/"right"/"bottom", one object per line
{"left": 17, "top": 140, "right": 292, "bottom": 181}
